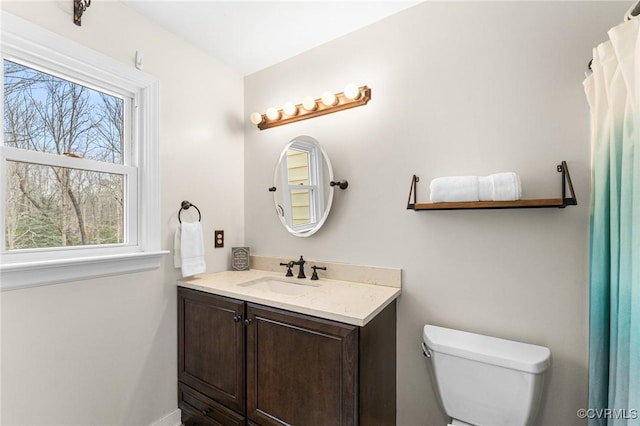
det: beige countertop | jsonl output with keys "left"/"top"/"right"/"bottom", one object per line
{"left": 178, "top": 269, "right": 401, "bottom": 326}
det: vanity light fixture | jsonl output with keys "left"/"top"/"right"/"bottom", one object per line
{"left": 344, "top": 83, "right": 361, "bottom": 100}
{"left": 250, "top": 84, "right": 371, "bottom": 130}
{"left": 266, "top": 107, "right": 281, "bottom": 121}
{"left": 283, "top": 102, "right": 298, "bottom": 116}
{"left": 250, "top": 112, "right": 263, "bottom": 125}
{"left": 321, "top": 91, "right": 338, "bottom": 107}
{"left": 302, "top": 96, "right": 317, "bottom": 112}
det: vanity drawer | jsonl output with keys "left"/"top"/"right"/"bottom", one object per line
{"left": 179, "top": 383, "right": 245, "bottom": 426}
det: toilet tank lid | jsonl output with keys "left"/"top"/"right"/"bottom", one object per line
{"left": 423, "top": 325, "right": 551, "bottom": 374}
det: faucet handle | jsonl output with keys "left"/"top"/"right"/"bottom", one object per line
{"left": 310, "top": 265, "right": 327, "bottom": 281}
{"left": 279, "top": 262, "right": 294, "bottom": 277}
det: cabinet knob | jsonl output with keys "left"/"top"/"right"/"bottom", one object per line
{"left": 244, "top": 318, "right": 252, "bottom": 326}
{"left": 201, "top": 408, "right": 210, "bottom": 416}
{"left": 233, "top": 315, "right": 242, "bottom": 322}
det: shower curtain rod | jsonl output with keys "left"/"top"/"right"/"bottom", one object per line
{"left": 628, "top": 0, "right": 640, "bottom": 19}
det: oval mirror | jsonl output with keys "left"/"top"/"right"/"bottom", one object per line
{"left": 272, "top": 136, "right": 334, "bottom": 237}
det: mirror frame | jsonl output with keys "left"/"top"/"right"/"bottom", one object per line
{"left": 272, "top": 135, "right": 334, "bottom": 237}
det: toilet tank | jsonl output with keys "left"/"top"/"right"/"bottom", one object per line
{"left": 422, "top": 325, "right": 551, "bottom": 426}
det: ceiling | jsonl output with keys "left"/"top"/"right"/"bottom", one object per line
{"left": 122, "top": 1, "right": 422, "bottom": 76}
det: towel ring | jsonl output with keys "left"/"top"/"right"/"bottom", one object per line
{"left": 178, "top": 200, "right": 201, "bottom": 223}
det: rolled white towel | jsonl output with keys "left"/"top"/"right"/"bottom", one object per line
{"left": 429, "top": 172, "right": 522, "bottom": 202}
{"left": 429, "top": 176, "right": 479, "bottom": 202}
{"left": 478, "top": 176, "right": 493, "bottom": 201}
{"left": 490, "top": 172, "right": 522, "bottom": 201}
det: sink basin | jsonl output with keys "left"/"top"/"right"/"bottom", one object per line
{"left": 238, "top": 278, "right": 319, "bottom": 296}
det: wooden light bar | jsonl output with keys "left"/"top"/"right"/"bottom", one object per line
{"left": 255, "top": 86, "right": 371, "bottom": 130}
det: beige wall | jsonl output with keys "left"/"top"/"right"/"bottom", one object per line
{"left": 244, "top": 2, "right": 625, "bottom": 425}
{"left": 0, "top": 1, "right": 244, "bottom": 424}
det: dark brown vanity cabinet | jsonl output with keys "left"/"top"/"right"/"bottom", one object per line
{"left": 178, "top": 287, "right": 397, "bottom": 426}
{"left": 178, "top": 288, "right": 245, "bottom": 425}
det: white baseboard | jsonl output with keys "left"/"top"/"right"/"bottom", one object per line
{"left": 150, "top": 409, "right": 181, "bottom": 426}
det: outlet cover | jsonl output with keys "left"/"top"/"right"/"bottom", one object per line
{"left": 214, "top": 230, "right": 224, "bottom": 248}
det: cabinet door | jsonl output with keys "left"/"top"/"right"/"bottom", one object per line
{"left": 246, "top": 303, "right": 359, "bottom": 426}
{"left": 178, "top": 288, "right": 245, "bottom": 414}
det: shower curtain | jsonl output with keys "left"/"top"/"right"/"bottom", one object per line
{"left": 583, "top": 15, "right": 640, "bottom": 426}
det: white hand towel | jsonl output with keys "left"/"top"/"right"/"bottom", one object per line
{"left": 180, "top": 222, "right": 206, "bottom": 277}
{"left": 174, "top": 226, "right": 182, "bottom": 268}
{"left": 429, "top": 176, "right": 479, "bottom": 202}
{"left": 490, "top": 172, "right": 522, "bottom": 201}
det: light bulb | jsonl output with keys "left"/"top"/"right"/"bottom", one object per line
{"left": 283, "top": 102, "right": 297, "bottom": 116}
{"left": 266, "top": 107, "right": 280, "bottom": 121}
{"left": 321, "top": 91, "right": 337, "bottom": 107}
{"left": 302, "top": 96, "right": 317, "bottom": 111}
{"left": 250, "top": 112, "right": 263, "bottom": 125}
{"left": 344, "top": 83, "right": 360, "bottom": 100}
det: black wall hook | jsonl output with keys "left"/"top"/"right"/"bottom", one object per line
{"left": 178, "top": 200, "right": 201, "bottom": 223}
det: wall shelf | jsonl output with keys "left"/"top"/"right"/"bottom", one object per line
{"left": 406, "top": 161, "right": 577, "bottom": 211}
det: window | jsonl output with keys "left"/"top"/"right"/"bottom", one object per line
{"left": 4, "top": 60, "right": 131, "bottom": 250}
{"left": 280, "top": 139, "right": 324, "bottom": 232}
{"left": 0, "top": 14, "right": 166, "bottom": 290}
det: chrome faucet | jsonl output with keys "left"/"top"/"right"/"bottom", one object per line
{"left": 292, "top": 256, "right": 306, "bottom": 279}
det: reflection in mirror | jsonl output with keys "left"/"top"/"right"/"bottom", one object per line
{"left": 273, "top": 136, "right": 333, "bottom": 237}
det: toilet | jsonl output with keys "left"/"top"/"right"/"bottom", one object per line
{"left": 422, "top": 325, "right": 551, "bottom": 426}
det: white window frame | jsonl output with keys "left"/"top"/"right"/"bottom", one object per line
{"left": 0, "top": 13, "right": 168, "bottom": 291}
{"left": 280, "top": 139, "right": 325, "bottom": 233}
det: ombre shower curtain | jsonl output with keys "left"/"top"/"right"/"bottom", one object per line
{"left": 583, "top": 13, "right": 640, "bottom": 426}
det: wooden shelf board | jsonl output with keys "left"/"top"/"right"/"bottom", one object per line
{"left": 410, "top": 198, "right": 568, "bottom": 210}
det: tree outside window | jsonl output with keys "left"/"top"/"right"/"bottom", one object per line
{"left": 3, "top": 59, "right": 126, "bottom": 250}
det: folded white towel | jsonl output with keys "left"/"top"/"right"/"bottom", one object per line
{"left": 430, "top": 172, "right": 522, "bottom": 202}
{"left": 179, "top": 222, "right": 206, "bottom": 277}
{"left": 490, "top": 172, "right": 522, "bottom": 201}
{"left": 429, "top": 176, "right": 479, "bottom": 202}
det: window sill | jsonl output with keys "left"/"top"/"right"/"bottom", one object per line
{"left": 0, "top": 250, "right": 170, "bottom": 291}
